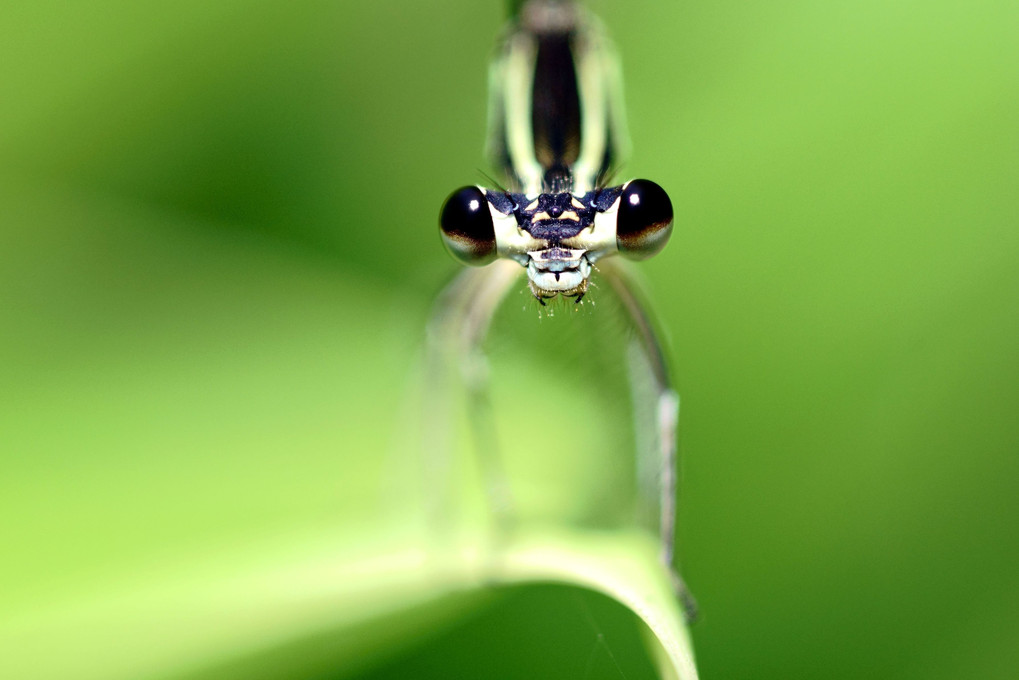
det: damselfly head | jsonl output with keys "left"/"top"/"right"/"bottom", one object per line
{"left": 439, "top": 179, "right": 673, "bottom": 302}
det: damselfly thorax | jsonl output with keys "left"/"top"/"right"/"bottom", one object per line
{"left": 439, "top": 0, "right": 674, "bottom": 303}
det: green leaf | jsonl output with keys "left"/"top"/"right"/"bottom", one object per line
{"left": 0, "top": 526, "right": 696, "bottom": 679}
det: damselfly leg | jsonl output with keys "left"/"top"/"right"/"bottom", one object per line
{"left": 424, "top": 261, "right": 522, "bottom": 539}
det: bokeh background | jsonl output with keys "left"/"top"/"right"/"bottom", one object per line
{"left": 1, "top": 0, "right": 1017, "bottom": 678}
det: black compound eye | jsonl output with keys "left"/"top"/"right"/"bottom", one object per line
{"left": 616, "top": 179, "right": 674, "bottom": 260}
{"left": 439, "top": 186, "right": 497, "bottom": 265}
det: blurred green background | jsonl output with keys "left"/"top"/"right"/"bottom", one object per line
{"left": 1, "top": 0, "right": 1017, "bottom": 678}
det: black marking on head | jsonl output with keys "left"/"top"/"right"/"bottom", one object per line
{"left": 486, "top": 190, "right": 516, "bottom": 215}
{"left": 514, "top": 192, "right": 593, "bottom": 241}
{"left": 486, "top": 186, "right": 625, "bottom": 246}
{"left": 589, "top": 185, "right": 623, "bottom": 212}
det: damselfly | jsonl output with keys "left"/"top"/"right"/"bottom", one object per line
{"left": 429, "top": 0, "right": 691, "bottom": 614}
